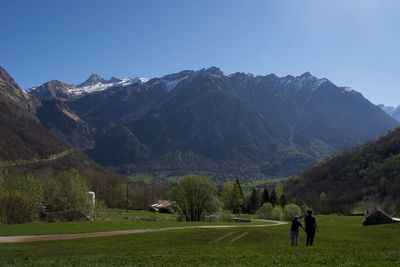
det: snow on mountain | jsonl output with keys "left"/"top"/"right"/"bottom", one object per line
{"left": 26, "top": 86, "right": 39, "bottom": 92}
{"left": 278, "top": 72, "right": 329, "bottom": 91}
{"left": 163, "top": 76, "right": 189, "bottom": 92}
{"left": 74, "top": 74, "right": 149, "bottom": 95}
{"left": 29, "top": 74, "right": 150, "bottom": 98}
{"left": 379, "top": 104, "right": 400, "bottom": 121}
{"left": 28, "top": 69, "right": 362, "bottom": 101}
{"left": 340, "top": 87, "right": 359, "bottom": 95}
{"left": 151, "top": 70, "right": 194, "bottom": 92}
{"left": 132, "top": 77, "right": 150, "bottom": 83}
{"left": 78, "top": 74, "right": 108, "bottom": 87}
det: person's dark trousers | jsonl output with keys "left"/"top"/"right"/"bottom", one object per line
{"left": 306, "top": 230, "right": 315, "bottom": 246}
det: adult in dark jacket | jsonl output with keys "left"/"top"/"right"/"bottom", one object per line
{"left": 304, "top": 210, "right": 319, "bottom": 246}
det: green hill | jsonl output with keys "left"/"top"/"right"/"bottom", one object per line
{"left": 285, "top": 127, "right": 400, "bottom": 214}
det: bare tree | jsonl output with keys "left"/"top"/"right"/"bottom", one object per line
{"left": 170, "top": 175, "right": 216, "bottom": 221}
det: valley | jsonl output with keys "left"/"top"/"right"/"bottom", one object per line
{"left": 2, "top": 2, "right": 400, "bottom": 266}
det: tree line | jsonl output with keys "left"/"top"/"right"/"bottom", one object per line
{"left": 0, "top": 169, "right": 169, "bottom": 224}
{"left": 171, "top": 175, "right": 304, "bottom": 222}
{"left": 1, "top": 170, "right": 308, "bottom": 224}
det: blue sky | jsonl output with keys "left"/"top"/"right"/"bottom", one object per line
{"left": 1, "top": 0, "right": 399, "bottom": 105}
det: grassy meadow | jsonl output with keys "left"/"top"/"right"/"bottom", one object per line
{"left": 0, "top": 209, "right": 266, "bottom": 236}
{"left": 1, "top": 215, "right": 400, "bottom": 266}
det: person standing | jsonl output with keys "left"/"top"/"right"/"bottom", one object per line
{"left": 290, "top": 216, "right": 304, "bottom": 246}
{"left": 304, "top": 210, "right": 319, "bottom": 246}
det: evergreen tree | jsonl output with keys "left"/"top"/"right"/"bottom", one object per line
{"left": 235, "top": 178, "right": 246, "bottom": 212}
{"left": 248, "top": 188, "right": 260, "bottom": 213}
{"left": 221, "top": 181, "right": 245, "bottom": 213}
{"left": 262, "top": 187, "right": 270, "bottom": 204}
{"left": 279, "top": 194, "right": 287, "bottom": 207}
{"left": 270, "top": 188, "right": 278, "bottom": 206}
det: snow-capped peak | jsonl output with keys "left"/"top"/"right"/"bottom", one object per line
{"left": 74, "top": 76, "right": 149, "bottom": 95}
{"left": 296, "top": 72, "right": 318, "bottom": 89}
{"left": 151, "top": 70, "right": 194, "bottom": 92}
{"left": 78, "top": 74, "right": 107, "bottom": 87}
{"left": 165, "top": 76, "right": 188, "bottom": 92}
{"left": 132, "top": 77, "right": 150, "bottom": 84}
{"left": 153, "top": 75, "right": 189, "bottom": 92}
{"left": 29, "top": 74, "right": 150, "bottom": 98}
{"left": 340, "top": 87, "right": 358, "bottom": 94}
{"left": 279, "top": 72, "right": 327, "bottom": 91}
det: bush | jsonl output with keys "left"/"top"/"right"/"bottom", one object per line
{"left": 214, "top": 210, "right": 234, "bottom": 222}
{"left": 270, "top": 206, "right": 283, "bottom": 220}
{"left": 300, "top": 203, "right": 312, "bottom": 216}
{"left": 43, "top": 170, "right": 92, "bottom": 215}
{"left": 257, "top": 203, "right": 283, "bottom": 220}
{"left": 0, "top": 175, "right": 43, "bottom": 224}
{"left": 257, "top": 203, "right": 273, "bottom": 219}
{"left": 0, "top": 190, "right": 33, "bottom": 224}
{"left": 283, "top": 203, "right": 302, "bottom": 221}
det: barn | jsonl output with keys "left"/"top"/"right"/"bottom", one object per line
{"left": 149, "top": 200, "right": 176, "bottom": 213}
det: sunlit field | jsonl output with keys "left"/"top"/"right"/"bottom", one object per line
{"left": 1, "top": 215, "right": 399, "bottom": 266}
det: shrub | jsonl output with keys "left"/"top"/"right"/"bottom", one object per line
{"left": 270, "top": 206, "right": 283, "bottom": 220}
{"left": 300, "top": 203, "right": 312, "bottom": 216}
{"left": 257, "top": 203, "right": 273, "bottom": 219}
{"left": 0, "top": 175, "right": 43, "bottom": 224}
{"left": 283, "top": 203, "right": 302, "bottom": 221}
{"left": 43, "top": 170, "right": 92, "bottom": 215}
{"left": 214, "top": 210, "right": 234, "bottom": 222}
{"left": 256, "top": 203, "right": 283, "bottom": 220}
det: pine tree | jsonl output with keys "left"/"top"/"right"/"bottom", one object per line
{"left": 249, "top": 188, "right": 260, "bottom": 213}
{"left": 262, "top": 187, "right": 270, "bottom": 204}
{"left": 270, "top": 188, "right": 278, "bottom": 206}
{"left": 235, "top": 178, "right": 246, "bottom": 212}
{"left": 221, "top": 180, "right": 245, "bottom": 213}
{"left": 279, "top": 194, "right": 287, "bottom": 207}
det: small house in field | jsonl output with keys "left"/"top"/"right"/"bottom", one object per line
{"left": 363, "top": 209, "right": 400, "bottom": 226}
{"left": 149, "top": 200, "right": 176, "bottom": 213}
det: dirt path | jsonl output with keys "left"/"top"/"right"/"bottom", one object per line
{"left": 0, "top": 149, "right": 75, "bottom": 168}
{"left": 0, "top": 219, "right": 287, "bottom": 244}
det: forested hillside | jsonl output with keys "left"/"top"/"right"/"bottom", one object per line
{"left": 285, "top": 127, "right": 400, "bottom": 214}
{"left": 0, "top": 67, "right": 168, "bottom": 209}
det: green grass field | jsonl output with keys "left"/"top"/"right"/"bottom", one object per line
{"left": 0, "top": 219, "right": 269, "bottom": 236}
{"left": 1, "top": 215, "right": 400, "bottom": 266}
{"left": 0, "top": 209, "right": 266, "bottom": 236}
{"left": 96, "top": 208, "right": 177, "bottom": 220}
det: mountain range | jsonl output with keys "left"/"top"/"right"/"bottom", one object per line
{"left": 378, "top": 104, "right": 400, "bottom": 121}
{"left": 0, "top": 67, "right": 122, "bottom": 191}
{"left": 26, "top": 67, "right": 398, "bottom": 178}
{"left": 28, "top": 74, "right": 149, "bottom": 100}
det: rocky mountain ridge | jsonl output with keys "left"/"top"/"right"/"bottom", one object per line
{"left": 28, "top": 67, "right": 398, "bottom": 179}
